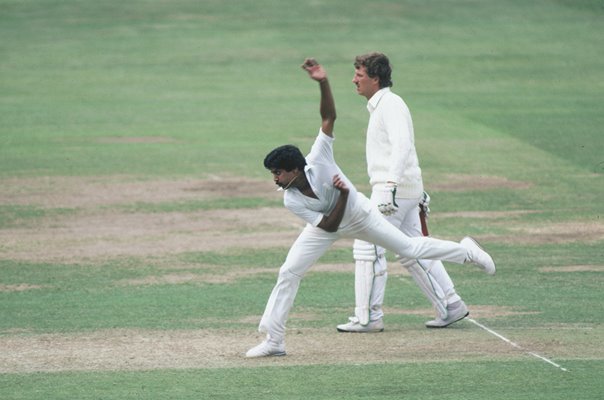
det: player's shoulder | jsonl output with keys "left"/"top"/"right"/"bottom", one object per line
{"left": 381, "top": 89, "right": 410, "bottom": 113}
{"left": 382, "top": 89, "right": 404, "bottom": 103}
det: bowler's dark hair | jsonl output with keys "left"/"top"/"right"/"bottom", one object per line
{"left": 354, "top": 52, "right": 393, "bottom": 88}
{"left": 264, "top": 144, "right": 307, "bottom": 171}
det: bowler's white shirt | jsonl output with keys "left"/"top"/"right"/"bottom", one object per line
{"left": 283, "top": 129, "right": 359, "bottom": 228}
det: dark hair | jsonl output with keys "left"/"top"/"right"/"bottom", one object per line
{"left": 354, "top": 52, "right": 393, "bottom": 88}
{"left": 264, "top": 144, "right": 307, "bottom": 171}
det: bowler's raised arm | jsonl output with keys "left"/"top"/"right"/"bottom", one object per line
{"left": 301, "top": 58, "right": 336, "bottom": 137}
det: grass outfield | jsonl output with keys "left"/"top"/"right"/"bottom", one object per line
{"left": 1, "top": 0, "right": 603, "bottom": 399}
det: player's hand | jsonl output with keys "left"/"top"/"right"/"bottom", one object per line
{"left": 301, "top": 58, "right": 327, "bottom": 82}
{"left": 374, "top": 183, "right": 398, "bottom": 216}
{"left": 332, "top": 174, "right": 349, "bottom": 194}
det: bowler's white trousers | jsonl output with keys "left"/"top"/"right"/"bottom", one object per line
{"left": 258, "top": 193, "right": 467, "bottom": 342}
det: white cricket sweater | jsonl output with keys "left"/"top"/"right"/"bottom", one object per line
{"left": 366, "top": 88, "right": 424, "bottom": 198}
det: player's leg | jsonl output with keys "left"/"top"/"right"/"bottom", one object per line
{"left": 246, "top": 225, "right": 337, "bottom": 357}
{"left": 399, "top": 257, "right": 448, "bottom": 320}
{"left": 380, "top": 197, "right": 448, "bottom": 320}
{"left": 415, "top": 257, "right": 470, "bottom": 328}
{"left": 352, "top": 206, "right": 495, "bottom": 272}
{"left": 338, "top": 197, "right": 450, "bottom": 333}
{"left": 337, "top": 186, "right": 400, "bottom": 333}
{"left": 336, "top": 240, "right": 386, "bottom": 332}
{"left": 420, "top": 261, "right": 461, "bottom": 306}
{"left": 397, "top": 198, "right": 467, "bottom": 326}
{"left": 401, "top": 193, "right": 470, "bottom": 328}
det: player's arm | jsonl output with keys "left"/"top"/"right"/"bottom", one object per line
{"left": 302, "top": 58, "right": 336, "bottom": 137}
{"left": 317, "top": 175, "right": 349, "bottom": 232}
{"left": 383, "top": 100, "right": 411, "bottom": 183}
{"left": 375, "top": 100, "right": 409, "bottom": 216}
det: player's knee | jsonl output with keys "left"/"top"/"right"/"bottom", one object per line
{"left": 405, "top": 260, "right": 435, "bottom": 275}
{"left": 278, "top": 265, "right": 304, "bottom": 282}
{"left": 374, "top": 254, "right": 388, "bottom": 276}
{"left": 397, "top": 256, "right": 416, "bottom": 270}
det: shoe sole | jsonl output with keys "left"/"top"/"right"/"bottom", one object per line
{"left": 246, "top": 351, "right": 286, "bottom": 358}
{"left": 425, "top": 311, "right": 470, "bottom": 329}
{"left": 336, "top": 327, "right": 384, "bottom": 333}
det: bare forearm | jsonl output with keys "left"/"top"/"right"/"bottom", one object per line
{"left": 319, "top": 79, "right": 336, "bottom": 123}
{"left": 302, "top": 59, "right": 336, "bottom": 135}
{"left": 317, "top": 191, "right": 348, "bottom": 232}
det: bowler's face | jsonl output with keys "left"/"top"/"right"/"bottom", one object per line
{"left": 270, "top": 168, "right": 298, "bottom": 189}
{"left": 352, "top": 66, "right": 379, "bottom": 99}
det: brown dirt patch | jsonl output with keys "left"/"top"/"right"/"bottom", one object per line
{"left": 539, "top": 265, "right": 604, "bottom": 273}
{"left": 0, "top": 207, "right": 305, "bottom": 262}
{"left": 0, "top": 175, "right": 352, "bottom": 263}
{"left": 0, "top": 175, "right": 277, "bottom": 208}
{"left": 0, "top": 175, "right": 600, "bottom": 263}
{"left": 0, "top": 284, "right": 48, "bottom": 292}
{"left": 116, "top": 268, "right": 277, "bottom": 286}
{"left": 437, "top": 210, "right": 538, "bottom": 219}
{"left": 383, "top": 305, "right": 540, "bottom": 319}
{"left": 429, "top": 174, "right": 532, "bottom": 192}
{"left": 1, "top": 321, "right": 599, "bottom": 373}
{"left": 481, "top": 220, "right": 604, "bottom": 245}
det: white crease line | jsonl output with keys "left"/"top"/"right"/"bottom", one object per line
{"left": 467, "top": 318, "right": 568, "bottom": 372}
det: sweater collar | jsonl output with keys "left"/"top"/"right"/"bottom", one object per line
{"left": 366, "top": 87, "right": 391, "bottom": 112}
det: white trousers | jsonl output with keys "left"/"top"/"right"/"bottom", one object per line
{"left": 258, "top": 197, "right": 467, "bottom": 342}
{"left": 357, "top": 194, "right": 461, "bottom": 322}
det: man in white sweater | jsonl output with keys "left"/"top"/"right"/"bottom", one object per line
{"left": 337, "top": 52, "right": 474, "bottom": 332}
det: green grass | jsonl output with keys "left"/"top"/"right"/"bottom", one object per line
{"left": 1, "top": 0, "right": 603, "bottom": 399}
{"left": 2, "top": 360, "right": 602, "bottom": 400}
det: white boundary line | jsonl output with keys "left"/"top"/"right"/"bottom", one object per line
{"left": 467, "top": 318, "right": 568, "bottom": 372}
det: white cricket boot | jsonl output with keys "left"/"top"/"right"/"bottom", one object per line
{"left": 336, "top": 316, "right": 384, "bottom": 333}
{"left": 425, "top": 300, "right": 469, "bottom": 328}
{"left": 245, "top": 335, "right": 286, "bottom": 358}
{"left": 460, "top": 237, "right": 496, "bottom": 275}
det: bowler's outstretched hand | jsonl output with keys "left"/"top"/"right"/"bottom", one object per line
{"left": 302, "top": 58, "right": 327, "bottom": 82}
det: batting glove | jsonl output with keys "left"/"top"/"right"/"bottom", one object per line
{"left": 375, "top": 183, "right": 398, "bottom": 216}
{"left": 419, "top": 191, "right": 431, "bottom": 217}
